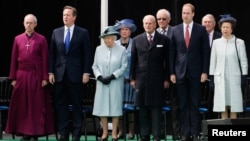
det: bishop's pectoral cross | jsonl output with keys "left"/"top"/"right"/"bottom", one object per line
{"left": 25, "top": 43, "right": 30, "bottom": 50}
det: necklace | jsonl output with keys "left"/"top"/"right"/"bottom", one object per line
{"left": 25, "top": 33, "right": 34, "bottom": 51}
{"left": 25, "top": 41, "right": 30, "bottom": 50}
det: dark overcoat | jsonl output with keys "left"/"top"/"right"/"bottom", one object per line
{"left": 130, "top": 31, "right": 170, "bottom": 107}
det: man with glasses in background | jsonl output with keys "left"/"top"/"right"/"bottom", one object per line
{"left": 156, "top": 9, "right": 181, "bottom": 140}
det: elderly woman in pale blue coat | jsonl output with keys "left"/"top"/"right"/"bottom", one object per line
{"left": 209, "top": 14, "right": 248, "bottom": 119}
{"left": 92, "top": 26, "right": 127, "bottom": 141}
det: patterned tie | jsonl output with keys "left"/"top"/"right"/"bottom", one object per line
{"left": 161, "top": 29, "right": 166, "bottom": 35}
{"left": 148, "top": 34, "right": 153, "bottom": 45}
{"left": 185, "top": 25, "right": 190, "bottom": 48}
{"left": 65, "top": 28, "right": 70, "bottom": 52}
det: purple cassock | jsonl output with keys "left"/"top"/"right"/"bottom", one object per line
{"left": 5, "top": 32, "right": 55, "bottom": 136}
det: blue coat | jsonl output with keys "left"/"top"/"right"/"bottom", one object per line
{"left": 92, "top": 42, "right": 127, "bottom": 116}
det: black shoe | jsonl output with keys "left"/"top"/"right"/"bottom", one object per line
{"left": 181, "top": 136, "right": 188, "bottom": 141}
{"left": 173, "top": 134, "right": 181, "bottom": 140}
{"left": 192, "top": 135, "right": 200, "bottom": 141}
{"left": 72, "top": 136, "right": 80, "bottom": 141}
{"left": 112, "top": 138, "right": 118, "bottom": 141}
{"left": 30, "top": 137, "right": 38, "bottom": 141}
{"left": 20, "top": 135, "right": 31, "bottom": 141}
{"left": 127, "top": 134, "right": 135, "bottom": 140}
{"left": 58, "top": 135, "right": 69, "bottom": 141}
{"left": 100, "top": 137, "right": 108, "bottom": 141}
{"left": 139, "top": 135, "right": 150, "bottom": 141}
{"left": 117, "top": 134, "right": 124, "bottom": 139}
{"left": 158, "top": 134, "right": 165, "bottom": 139}
{"left": 153, "top": 136, "right": 161, "bottom": 141}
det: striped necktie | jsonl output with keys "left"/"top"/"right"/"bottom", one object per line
{"left": 161, "top": 29, "right": 166, "bottom": 35}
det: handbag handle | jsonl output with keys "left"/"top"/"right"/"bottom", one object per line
{"left": 234, "top": 38, "right": 242, "bottom": 74}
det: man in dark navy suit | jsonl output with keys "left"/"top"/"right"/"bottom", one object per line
{"left": 169, "top": 3, "right": 210, "bottom": 141}
{"left": 49, "top": 5, "right": 92, "bottom": 141}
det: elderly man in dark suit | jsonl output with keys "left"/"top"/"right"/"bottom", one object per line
{"left": 48, "top": 5, "right": 92, "bottom": 141}
{"left": 201, "top": 13, "right": 222, "bottom": 119}
{"left": 169, "top": 3, "right": 210, "bottom": 141}
{"left": 130, "top": 15, "right": 170, "bottom": 141}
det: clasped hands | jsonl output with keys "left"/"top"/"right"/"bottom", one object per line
{"left": 97, "top": 74, "right": 115, "bottom": 85}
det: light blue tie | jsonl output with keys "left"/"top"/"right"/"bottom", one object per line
{"left": 65, "top": 28, "right": 70, "bottom": 53}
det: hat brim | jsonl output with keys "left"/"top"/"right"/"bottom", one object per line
{"left": 116, "top": 24, "right": 137, "bottom": 32}
{"left": 99, "top": 32, "right": 120, "bottom": 38}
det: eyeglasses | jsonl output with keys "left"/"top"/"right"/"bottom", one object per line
{"left": 157, "top": 18, "right": 167, "bottom": 21}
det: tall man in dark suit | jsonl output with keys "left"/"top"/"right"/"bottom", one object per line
{"left": 169, "top": 3, "right": 210, "bottom": 141}
{"left": 156, "top": 9, "right": 181, "bottom": 140}
{"left": 130, "top": 15, "right": 170, "bottom": 141}
{"left": 201, "top": 14, "right": 222, "bottom": 119}
{"left": 48, "top": 5, "right": 92, "bottom": 141}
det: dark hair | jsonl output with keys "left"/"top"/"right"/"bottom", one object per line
{"left": 63, "top": 5, "right": 77, "bottom": 17}
{"left": 218, "top": 14, "right": 237, "bottom": 30}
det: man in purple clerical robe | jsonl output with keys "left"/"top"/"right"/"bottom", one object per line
{"left": 4, "top": 14, "right": 55, "bottom": 140}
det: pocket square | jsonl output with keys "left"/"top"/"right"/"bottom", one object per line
{"left": 156, "top": 44, "right": 163, "bottom": 47}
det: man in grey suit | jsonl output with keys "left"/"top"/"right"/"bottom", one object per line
{"left": 48, "top": 5, "right": 92, "bottom": 141}
{"left": 156, "top": 8, "right": 181, "bottom": 140}
{"left": 169, "top": 3, "right": 210, "bottom": 141}
{"left": 130, "top": 15, "right": 170, "bottom": 141}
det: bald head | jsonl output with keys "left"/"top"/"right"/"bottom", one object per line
{"left": 24, "top": 14, "right": 37, "bottom": 24}
{"left": 23, "top": 14, "right": 37, "bottom": 35}
{"left": 143, "top": 15, "right": 157, "bottom": 34}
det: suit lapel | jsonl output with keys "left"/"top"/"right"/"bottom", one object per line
{"left": 59, "top": 27, "right": 67, "bottom": 53}
{"left": 67, "top": 26, "right": 77, "bottom": 53}
{"left": 178, "top": 24, "right": 186, "bottom": 49}
{"left": 142, "top": 33, "right": 150, "bottom": 50}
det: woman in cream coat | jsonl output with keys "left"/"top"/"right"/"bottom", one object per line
{"left": 209, "top": 14, "right": 248, "bottom": 119}
{"left": 92, "top": 26, "right": 127, "bottom": 141}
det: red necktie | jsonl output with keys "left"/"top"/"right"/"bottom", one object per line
{"left": 185, "top": 25, "right": 190, "bottom": 48}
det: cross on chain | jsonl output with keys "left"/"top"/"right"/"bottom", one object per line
{"left": 25, "top": 43, "right": 30, "bottom": 50}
